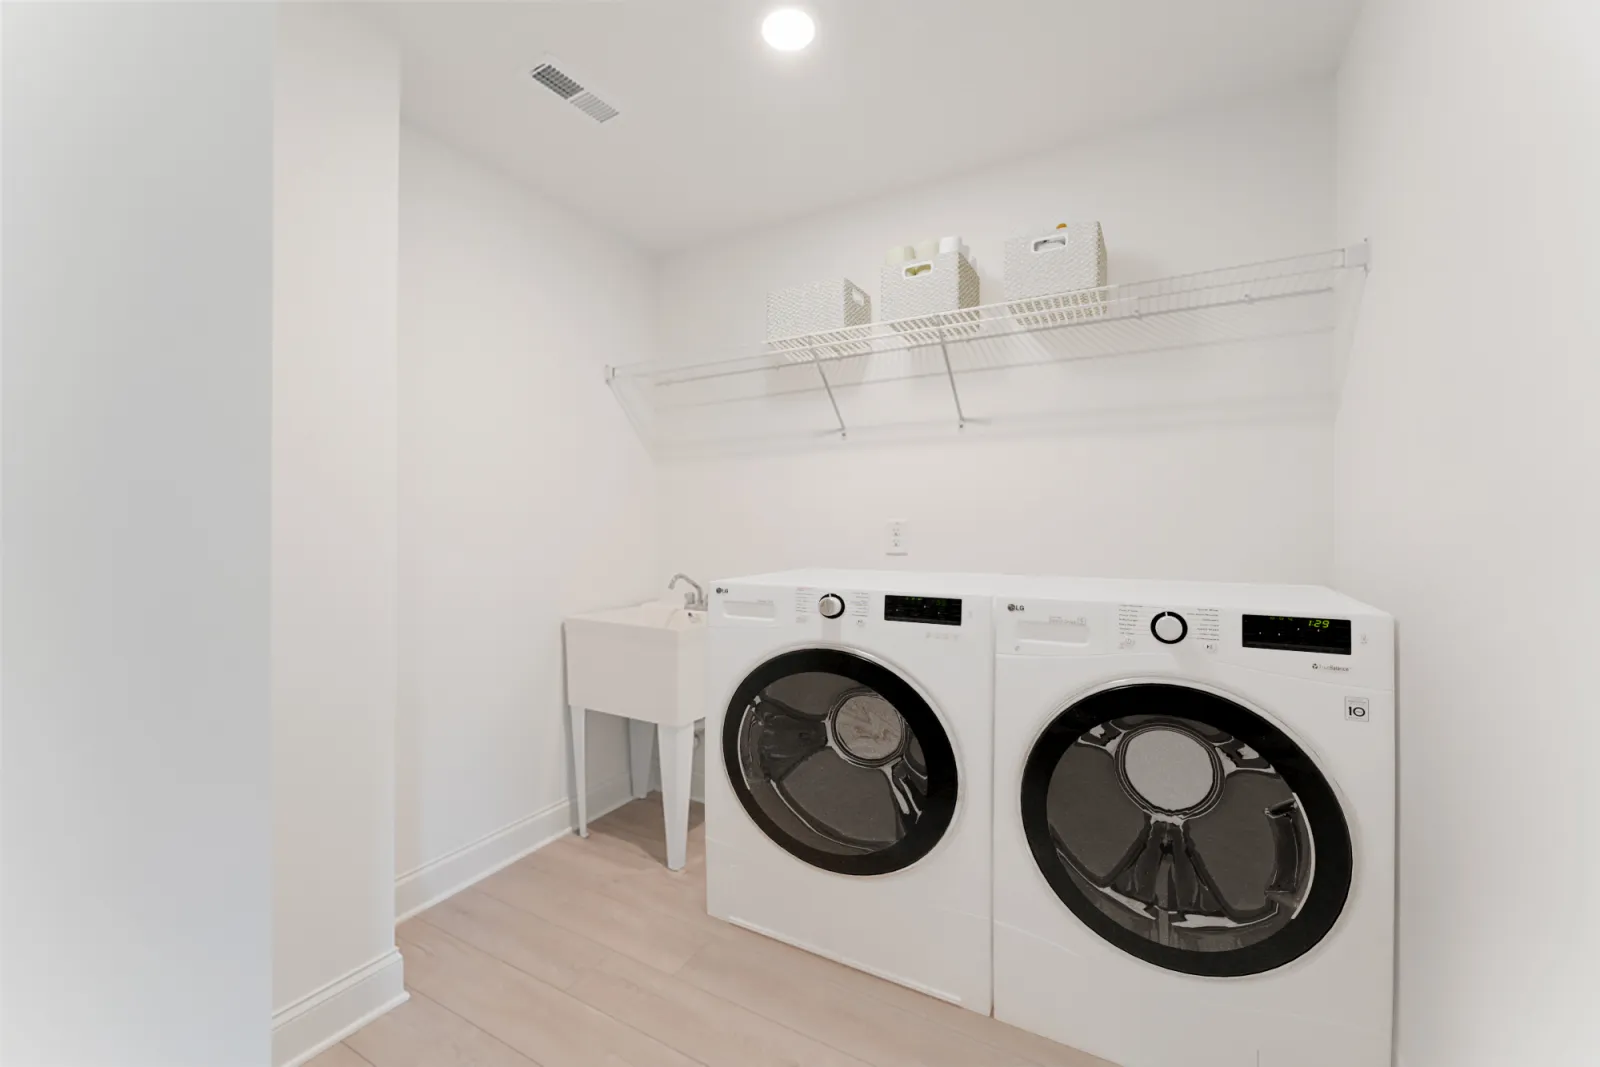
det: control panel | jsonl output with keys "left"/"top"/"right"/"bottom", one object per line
{"left": 711, "top": 583, "right": 975, "bottom": 634}
{"left": 774, "top": 589, "right": 967, "bottom": 627}
{"left": 997, "top": 596, "right": 1392, "bottom": 687}
{"left": 793, "top": 587, "right": 870, "bottom": 622}
{"left": 1116, "top": 603, "right": 1222, "bottom": 652}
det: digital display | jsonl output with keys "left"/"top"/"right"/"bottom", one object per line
{"left": 884, "top": 595, "right": 963, "bottom": 627}
{"left": 1242, "top": 615, "right": 1352, "bottom": 655}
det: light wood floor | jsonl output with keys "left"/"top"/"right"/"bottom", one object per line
{"left": 312, "top": 796, "right": 1111, "bottom": 1067}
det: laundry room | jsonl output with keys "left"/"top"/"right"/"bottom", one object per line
{"left": 2, "top": 3, "right": 1595, "bottom": 1067}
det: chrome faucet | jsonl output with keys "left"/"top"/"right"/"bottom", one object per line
{"left": 668, "top": 573, "right": 707, "bottom": 611}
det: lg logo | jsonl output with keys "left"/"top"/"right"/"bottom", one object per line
{"left": 1006, "top": 603, "right": 1025, "bottom": 612}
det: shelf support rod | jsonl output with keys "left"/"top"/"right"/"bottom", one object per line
{"left": 810, "top": 349, "right": 847, "bottom": 438}
{"left": 937, "top": 329, "right": 967, "bottom": 429}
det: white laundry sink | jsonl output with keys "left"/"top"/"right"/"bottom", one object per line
{"left": 564, "top": 598, "right": 708, "bottom": 867}
{"left": 564, "top": 600, "right": 707, "bottom": 727}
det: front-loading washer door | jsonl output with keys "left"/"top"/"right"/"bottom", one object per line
{"left": 1020, "top": 682, "right": 1353, "bottom": 977}
{"left": 723, "top": 648, "right": 958, "bottom": 876}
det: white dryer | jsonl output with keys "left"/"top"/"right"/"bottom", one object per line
{"left": 992, "top": 578, "right": 1394, "bottom": 1067}
{"left": 706, "top": 570, "right": 998, "bottom": 1013}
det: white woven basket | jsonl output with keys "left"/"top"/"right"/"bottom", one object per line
{"left": 1004, "top": 222, "right": 1107, "bottom": 301}
{"left": 880, "top": 251, "right": 980, "bottom": 327}
{"left": 766, "top": 279, "right": 871, "bottom": 342}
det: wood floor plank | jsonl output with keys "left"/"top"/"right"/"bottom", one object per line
{"left": 534, "top": 829, "right": 661, "bottom": 877}
{"left": 567, "top": 950, "right": 874, "bottom": 1067}
{"left": 304, "top": 1043, "right": 373, "bottom": 1067}
{"left": 588, "top": 799, "right": 706, "bottom": 872}
{"left": 338, "top": 795, "right": 1111, "bottom": 1067}
{"left": 408, "top": 886, "right": 613, "bottom": 992}
{"left": 525, "top": 836, "right": 727, "bottom": 939}
{"left": 475, "top": 857, "right": 716, "bottom": 975}
{"left": 595, "top": 797, "right": 704, "bottom": 842}
{"left": 398, "top": 921, "right": 697, "bottom": 1067}
{"left": 678, "top": 934, "right": 1034, "bottom": 1067}
{"left": 343, "top": 991, "right": 537, "bottom": 1067}
{"left": 589, "top": 824, "right": 706, "bottom": 875}
{"left": 698, "top": 920, "right": 1114, "bottom": 1067}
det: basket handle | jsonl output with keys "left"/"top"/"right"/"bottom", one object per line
{"left": 903, "top": 262, "right": 933, "bottom": 278}
{"left": 1031, "top": 234, "right": 1068, "bottom": 254}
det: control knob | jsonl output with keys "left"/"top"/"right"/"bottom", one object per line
{"left": 818, "top": 593, "right": 846, "bottom": 619}
{"left": 1151, "top": 611, "right": 1188, "bottom": 644}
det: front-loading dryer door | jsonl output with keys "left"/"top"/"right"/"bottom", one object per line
{"left": 1021, "top": 682, "right": 1353, "bottom": 977}
{"left": 722, "top": 648, "right": 958, "bottom": 876}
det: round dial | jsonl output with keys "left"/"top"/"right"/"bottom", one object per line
{"left": 818, "top": 593, "right": 846, "bottom": 619}
{"left": 1151, "top": 611, "right": 1188, "bottom": 644}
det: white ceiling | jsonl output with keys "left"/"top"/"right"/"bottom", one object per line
{"left": 356, "top": 0, "right": 1360, "bottom": 253}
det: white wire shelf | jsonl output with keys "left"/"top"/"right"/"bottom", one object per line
{"left": 608, "top": 244, "right": 1368, "bottom": 454}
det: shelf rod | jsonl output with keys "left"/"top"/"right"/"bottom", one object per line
{"left": 811, "top": 356, "right": 847, "bottom": 438}
{"left": 937, "top": 330, "right": 966, "bottom": 429}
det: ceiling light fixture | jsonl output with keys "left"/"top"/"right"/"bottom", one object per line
{"left": 761, "top": 8, "right": 815, "bottom": 52}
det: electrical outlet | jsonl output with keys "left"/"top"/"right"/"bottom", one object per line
{"left": 885, "top": 519, "right": 909, "bottom": 556}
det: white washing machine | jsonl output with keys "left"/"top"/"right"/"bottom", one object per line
{"left": 992, "top": 578, "right": 1395, "bottom": 1067}
{"left": 706, "top": 569, "right": 998, "bottom": 1013}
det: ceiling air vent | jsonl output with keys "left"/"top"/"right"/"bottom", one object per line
{"left": 530, "top": 60, "right": 620, "bottom": 124}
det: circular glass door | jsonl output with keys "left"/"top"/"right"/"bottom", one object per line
{"left": 722, "top": 648, "right": 958, "bottom": 876}
{"left": 1020, "top": 683, "right": 1352, "bottom": 977}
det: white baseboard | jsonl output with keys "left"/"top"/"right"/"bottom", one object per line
{"left": 394, "top": 774, "right": 635, "bottom": 923}
{"left": 270, "top": 781, "right": 634, "bottom": 1067}
{"left": 272, "top": 948, "right": 407, "bottom": 1067}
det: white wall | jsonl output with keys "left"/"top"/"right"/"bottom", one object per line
{"left": 656, "top": 85, "right": 1338, "bottom": 585}
{"left": 1335, "top": 4, "right": 1600, "bottom": 1067}
{"left": 395, "top": 128, "right": 659, "bottom": 916}
{"left": 271, "top": 7, "right": 404, "bottom": 1064}
{"left": 0, "top": 3, "right": 275, "bottom": 1064}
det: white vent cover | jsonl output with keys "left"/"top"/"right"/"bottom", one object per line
{"left": 530, "top": 59, "right": 619, "bottom": 124}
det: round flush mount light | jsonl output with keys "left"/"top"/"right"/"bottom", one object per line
{"left": 761, "top": 8, "right": 815, "bottom": 52}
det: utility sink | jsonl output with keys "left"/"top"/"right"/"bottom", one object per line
{"left": 564, "top": 600, "right": 707, "bottom": 727}
{"left": 564, "top": 597, "right": 708, "bottom": 866}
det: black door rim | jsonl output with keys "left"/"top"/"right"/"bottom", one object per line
{"left": 1020, "top": 680, "right": 1354, "bottom": 978}
{"left": 722, "top": 647, "right": 961, "bottom": 876}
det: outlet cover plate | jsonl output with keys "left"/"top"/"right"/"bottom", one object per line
{"left": 885, "top": 519, "right": 909, "bottom": 556}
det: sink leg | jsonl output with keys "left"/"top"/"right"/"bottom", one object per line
{"left": 629, "top": 718, "right": 655, "bottom": 800}
{"left": 569, "top": 704, "right": 588, "bottom": 838}
{"left": 658, "top": 722, "right": 695, "bottom": 872}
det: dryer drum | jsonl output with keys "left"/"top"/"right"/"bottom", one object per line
{"left": 1020, "top": 682, "right": 1353, "bottom": 978}
{"left": 723, "top": 648, "right": 959, "bottom": 877}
